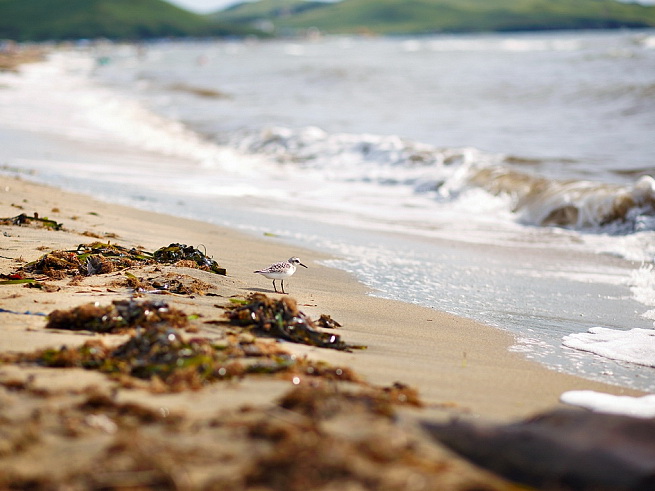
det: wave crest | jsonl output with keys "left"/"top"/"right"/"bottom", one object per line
{"left": 233, "top": 126, "right": 655, "bottom": 234}
{"left": 469, "top": 168, "right": 655, "bottom": 231}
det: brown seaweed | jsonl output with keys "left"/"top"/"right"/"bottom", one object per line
{"left": 7, "top": 326, "right": 350, "bottom": 391}
{"left": 22, "top": 250, "right": 82, "bottom": 279}
{"left": 316, "top": 314, "right": 342, "bottom": 329}
{"left": 6, "top": 300, "right": 357, "bottom": 391}
{"left": 17, "top": 241, "right": 226, "bottom": 279}
{"left": 107, "top": 324, "right": 221, "bottom": 382}
{"left": 9, "top": 326, "right": 232, "bottom": 391}
{"left": 46, "top": 299, "right": 190, "bottom": 334}
{"left": 122, "top": 272, "right": 213, "bottom": 296}
{"left": 227, "top": 294, "right": 365, "bottom": 351}
{"left": 0, "top": 212, "right": 63, "bottom": 230}
{"left": 19, "top": 242, "right": 151, "bottom": 278}
{"left": 153, "top": 243, "right": 226, "bottom": 275}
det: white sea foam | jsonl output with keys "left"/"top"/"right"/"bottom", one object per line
{"left": 560, "top": 390, "right": 655, "bottom": 419}
{"left": 630, "top": 264, "right": 655, "bottom": 320}
{"left": 562, "top": 327, "right": 655, "bottom": 368}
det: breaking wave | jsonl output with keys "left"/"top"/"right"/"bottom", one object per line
{"left": 468, "top": 168, "right": 655, "bottom": 232}
{"left": 231, "top": 126, "right": 655, "bottom": 235}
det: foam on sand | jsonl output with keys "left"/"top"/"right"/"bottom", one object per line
{"left": 561, "top": 390, "right": 655, "bottom": 419}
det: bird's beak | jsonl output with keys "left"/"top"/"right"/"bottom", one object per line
{"left": 299, "top": 262, "right": 308, "bottom": 268}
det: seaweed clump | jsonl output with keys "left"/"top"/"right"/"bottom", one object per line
{"left": 6, "top": 325, "right": 355, "bottom": 392}
{"left": 227, "top": 294, "right": 365, "bottom": 352}
{"left": 17, "top": 241, "right": 226, "bottom": 280}
{"left": 122, "top": 272, "right": 214, "bottom": 296}
{"left": 20, "top": 242, "right": 151, "bottom": 279}
{"left": 0, "top": 212, "right": 62, "bottom": 230}
{"left": 7, "top": 326, "right": 240, "bottom": 391}
{"left": 153, "top": 243, "right": 226, "bottom": 275}
{"left": 20, "top": 250, "right": 82, "bottom": 279}
{"left": 106, "top": 325, "right": 221, "bottom": 384}
{"left": 46, "top": 299, "right": 190, "bottom": 334}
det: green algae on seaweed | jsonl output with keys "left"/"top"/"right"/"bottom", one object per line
{"left": 227, "top": 294, "right": 365, "bottom": 352}
{"left": 46, "top": 299, "right": 190, "bottom": 334}
{"left": 0, "top": 276, "right": 40, "bottom": 286}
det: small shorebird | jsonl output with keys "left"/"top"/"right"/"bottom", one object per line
{"left": 254, "top": 257, "right": 307, "bottom": 294}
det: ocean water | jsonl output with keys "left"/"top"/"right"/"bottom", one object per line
{"left": 1, "top": 30, "right": 654, "bottom": 392}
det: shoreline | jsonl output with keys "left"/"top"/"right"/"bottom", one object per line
{"left": 3, "top": 44, "right": 654, "bottom": 394}
{"left": 1, "top": 174, "right": 643, "bottom": 420}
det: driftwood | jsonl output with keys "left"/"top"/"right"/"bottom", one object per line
{"left": 422, "top": 409, "right": 655, "bottom": 491}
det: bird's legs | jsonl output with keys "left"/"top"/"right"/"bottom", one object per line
{"left": 271, "top": 279, "right": 287, "bottom": 294}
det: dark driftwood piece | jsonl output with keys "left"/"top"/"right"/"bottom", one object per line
{"left": 423, "top": 409, "right": 655, "bottom": 491}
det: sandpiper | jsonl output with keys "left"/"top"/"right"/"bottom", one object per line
{"left": 254, "top": 257, "right": 307, "bottom": 294}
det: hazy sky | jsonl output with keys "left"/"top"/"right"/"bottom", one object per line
{"left": 169, "top": 0, "right": 655, "bottom": 14}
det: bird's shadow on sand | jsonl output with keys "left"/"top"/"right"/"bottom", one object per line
{"left": 241, "top": 287, "right": 286, "bottom": 295}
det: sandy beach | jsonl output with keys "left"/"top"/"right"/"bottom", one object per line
{"left": 0, "top": 173, "right": 645, "bottom": 489}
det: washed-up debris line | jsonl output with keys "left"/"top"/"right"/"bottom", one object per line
{"left": 227, "top": 294, "right": 365, "bottom": 352}
{"left": 0, "top": 212, "right": 62, "bottom": 230}
{"left": 14, "top": 241, "right": 226, "bottom": 280}
{"left": 2, "top": 300, "right": 359, "bottom": 392}
{"left": 46, "top": 299, "right": 190, "bottom": 334}
{"left": 154, "top": 243, "right": 226, "bottom": 275}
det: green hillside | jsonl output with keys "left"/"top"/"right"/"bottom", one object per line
{"left": 0, "top": 0, "right": 252, "bottom": 42}
{"left": 217, "top": 0, "right": 655, "bottom": 34}
{"left": 220, "top": 0, "right": 328, "bottom": 24}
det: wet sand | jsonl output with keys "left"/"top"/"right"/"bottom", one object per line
{"left": 0, "top": 174, "right": 644, "bottom": 488}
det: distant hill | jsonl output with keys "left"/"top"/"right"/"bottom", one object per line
{"left": 0, "top": 0, "right": 255, "bottom": 42}
{"left": 216, "top": 0, "right": 655, "bottom": 34}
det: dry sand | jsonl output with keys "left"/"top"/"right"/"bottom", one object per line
{"left": 0, "top": 174, "right": 644, "bottom": 489}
